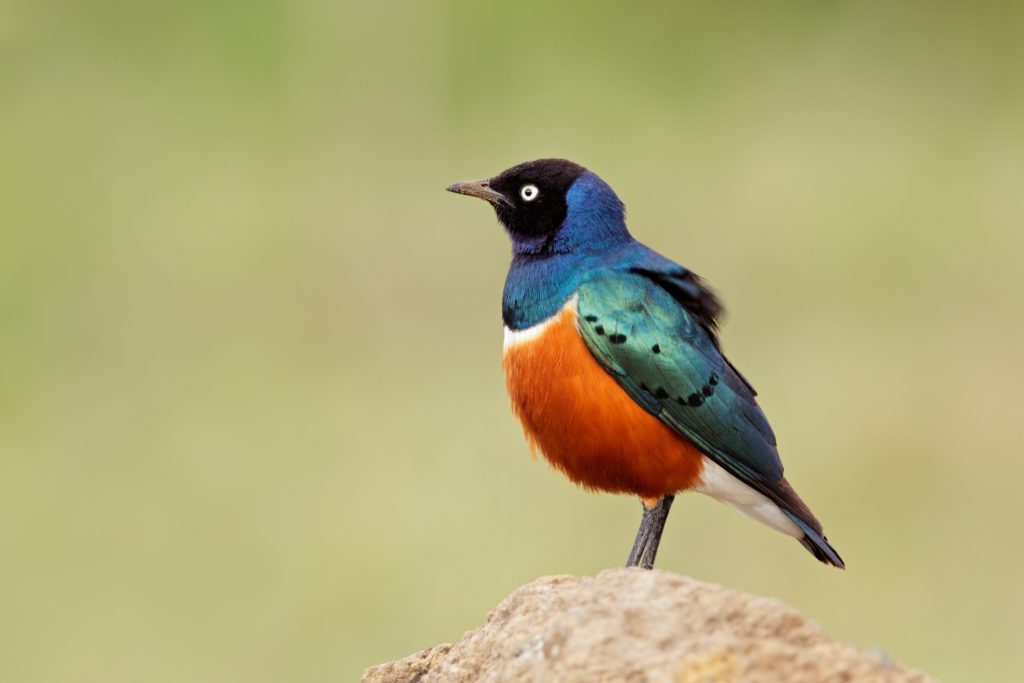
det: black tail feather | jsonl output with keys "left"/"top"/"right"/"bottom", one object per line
{"left": 785, "top": 510, "right": 845, "bottom": 569}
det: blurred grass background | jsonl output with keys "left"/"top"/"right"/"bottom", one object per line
{"left": 2, "top": 1, "right": 1022, "bottom": 680}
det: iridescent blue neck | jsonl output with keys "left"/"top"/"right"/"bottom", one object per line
{"left": 503, "top": 172, "right": 632, "bottom": 329}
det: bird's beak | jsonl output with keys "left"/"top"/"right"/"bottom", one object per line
{"left": 445, "top": 179, "right": 512, "bottom": 207}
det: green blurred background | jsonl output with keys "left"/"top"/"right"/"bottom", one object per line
{"left": 2, "top": 1, "right": 1022, "bottom": 681}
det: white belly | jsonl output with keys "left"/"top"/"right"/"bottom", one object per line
{"left": 693, "top": 457, "right": 801, "bottom": 537}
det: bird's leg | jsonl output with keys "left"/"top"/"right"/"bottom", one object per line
{"left": 640, "top": 495, "right": 674, "bottom": 569}
{"left": 626, "top": 504, "right": 656, "bottom": 568}
{"left": 625, "top": 495, "right": 675, "bottom": 569}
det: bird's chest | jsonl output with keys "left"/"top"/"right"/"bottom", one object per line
{"left": 501, "top": 297, "right": 703, "bottom": 497}
{"left": 502, "top": 298, "right": 591, "bottom": 437}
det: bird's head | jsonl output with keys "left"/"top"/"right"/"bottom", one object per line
{"left": 447, "top": 158, "right": 630, "bottom": 256}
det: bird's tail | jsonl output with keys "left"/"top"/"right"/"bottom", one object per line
{"left": 767, "top": 477, "right": 845, "bottom": 569}
{"left": 784, "top": 510, "right": 845, "bottom": 569}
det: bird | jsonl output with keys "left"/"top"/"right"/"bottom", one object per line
{"left": 446, "top": 158, "right": 843, "bottom": 570}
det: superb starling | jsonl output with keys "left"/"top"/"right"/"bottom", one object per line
{"left": 447, "top": 159, "right": 843, "bottom": 570}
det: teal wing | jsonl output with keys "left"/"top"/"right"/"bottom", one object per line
{"left": 577, "top": 271, "right": 782, "bottom": 485}
{"left": 576, "top": 265, "right": 843, "bottom": 568}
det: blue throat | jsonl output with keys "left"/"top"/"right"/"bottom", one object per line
{"left": 502, "top": 171, "right": 633, "bottom": 329}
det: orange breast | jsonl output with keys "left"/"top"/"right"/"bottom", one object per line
{"left": 502, "top": 302, "right": 704, "bottom": 499}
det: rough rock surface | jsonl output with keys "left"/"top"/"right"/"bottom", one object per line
{"left": 363, "top": 569, "right": 932, "bottom": 683}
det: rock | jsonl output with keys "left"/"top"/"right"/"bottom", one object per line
{"left": 363, "top": 569, "right": 933, "bottom": 683}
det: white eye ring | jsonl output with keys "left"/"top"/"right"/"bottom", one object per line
{"left": 520, "top": 184, "right": 539, "bottom": 202}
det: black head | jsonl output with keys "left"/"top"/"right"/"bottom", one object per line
{"left": 447, "top": 158, "right": 587, "bottom": 238}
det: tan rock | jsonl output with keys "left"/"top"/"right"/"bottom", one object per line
{"left": 363, "top": 569, "right": 933, "bottom": 683}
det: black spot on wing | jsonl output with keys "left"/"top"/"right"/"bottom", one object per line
{"left": 671, "top": 372, "right": 719, "bottom": 408}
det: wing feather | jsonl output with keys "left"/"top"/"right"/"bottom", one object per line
{"left": 574, "top": 252, "right": 843, "bottom": 567}
{"left": 577, "top": 270, "right": 784, "bottom": 485}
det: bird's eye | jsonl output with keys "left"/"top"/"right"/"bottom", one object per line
{"left": 520, "top": 184, "right": 539, "bottom": 202}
